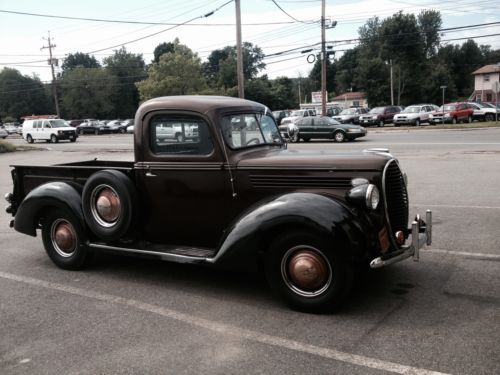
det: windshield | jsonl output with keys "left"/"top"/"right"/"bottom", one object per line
{"left": 340, "top": 109, "right": 356, "bottom": 115}
{"left": 369, "top": 107, "right": 384, "bottom": 114}
{"left": 48, "top": 120, "right": 68, "bottom": 128}
{"left": 403, "top": 106, "right": 420, "bottom": 113}
{"left": 221, "top": 113, "right": 282, "bottom": 149}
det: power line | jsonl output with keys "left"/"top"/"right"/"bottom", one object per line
{"left": 270, "top": 0, "right": 314, "bottom": 24}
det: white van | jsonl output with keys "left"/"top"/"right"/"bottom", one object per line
{"left": 22, "top": 118, "right": 78, "bottom": 143}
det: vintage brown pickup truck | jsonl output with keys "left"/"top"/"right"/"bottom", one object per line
{"left": 5, "top": 96, "right": 432, "bottom": 312}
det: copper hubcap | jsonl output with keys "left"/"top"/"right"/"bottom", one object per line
{"left": 52, "top": 220, "right": 77, "bottom": 256}
{"left": 287, "top": 249, "right": 329, "bottom": 291}
{"left": 96, "top": 188, "right": 121, "bottom": 223}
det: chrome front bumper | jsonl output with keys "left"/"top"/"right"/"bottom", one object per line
{"left": 370, "top": 210, "right": 432, "bottom": 269}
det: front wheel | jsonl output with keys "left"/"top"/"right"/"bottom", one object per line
{"left": 485, "top": 113, "right": 494, "bottom": 122}
{"left": 289, "top": 133, "right": 299, "bottom": 143}
{"left": 41, "top": 209, "right": 91, "bottom": 270}
{"left": 415, "top": 118, "right": 420, "bottom": 126}
{"left": 378, "top": 120, "right": 384, "bottom": 127}
{"left": 95, "top": 129, "right": 100, "bottom": 135}
{"left": 265, "top": 232, "right": 352, "bottom": 313}
{"left": 26, "top": 134, "right": 34, "bottom": 143}
{"left": 176, "top": 133, "right": 185, "bottom": 142}
{"left": 467, "top": 115, "right": 472, "bottom": 123}
{"left": 333, "top": 131, "right": 345, "bottom": 142}
{"left": 452, "top": 117, "right": 457, "bottom": 125}
{"left": 50, "top": 134, "right": 58, "bottom": 143}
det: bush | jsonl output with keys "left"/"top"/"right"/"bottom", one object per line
{"left": 0, "top": 140, "right": 17, "bottom": 153}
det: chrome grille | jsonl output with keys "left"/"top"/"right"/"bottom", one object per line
{"left": 383, "top": 160, "right": 409, "bottom": 234}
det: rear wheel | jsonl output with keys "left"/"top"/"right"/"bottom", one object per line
{"left": 452, "top": 117, "right": 457, "bottom": 125}
{"left": 302, "top": 137, "right": 310, "bottom": 142}
{"left": 378, "top": 120, "right": 384, "bottom": 127}
{"left": 485, "top": 113, "right": 494, "bottom": 122}
{"left": 289, "top": 133, "right": 299, "bottom": 143}
{"left": 467, "top": 115, "right": 472, "bottom": 123}
{"left": 415, "top": 118, "right": 420, "bottom": 126}
{"left": 41, "top": 208, "right": 91, "bottom": 270}
{"left": 95, "top": 129, "right": 100, "bottom": 135}
{"left": 266, "top": 231, "right": 352, "bottom": 313}
{"left": 176, "top": 133, "right": 185, "bottom": 142}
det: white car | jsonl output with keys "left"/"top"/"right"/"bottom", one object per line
{"left": 467, "top": 102, "right": 498, "bottom": 122}
{"left": 393, "top": 104, "right": 438, "bottom": 126}
{"left": 22, "top": 118, "right": 78, "bottom": 143}
{"left": 0, "top": 127, "right": 8, "bottom": 139}
{"left": 280, "top": 109, "right": 316, "bottom": 125}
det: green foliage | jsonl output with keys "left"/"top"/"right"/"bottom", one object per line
{"left": 308, "top": 57, "right": 336, "bottom": 95}
{"left": 61, "top": 52, "right": 100, "bottom": 75}
{"left": 60, "top": 68, "right": 118, "bottom": 118}
{"left": 103, "top": 47, "right": 146, "bottom": 118}
{"left": 2, "top": 115, "right": 17, "bottom": 123}
{"left": 136, "top": 39, "right": 207, "bottom": 101}
{"left": 153, "top": 42, "right": 175, "bottom": 63}
{"left": 0, "top": 68, "right": 52, "bottom": 120}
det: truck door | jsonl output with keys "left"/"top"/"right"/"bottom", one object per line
{"left": 137, "top": 112, "right": 231, "bottom": 248}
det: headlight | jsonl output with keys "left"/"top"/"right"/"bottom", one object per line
{"left": 429, "top": 114, "right": 434, "bottom": 118}
{"left": 444, "top": 113, "right": 451, "bottom": 117}
{"left": 366, "top": 184, "right": 380, "bottom": 210}
{"left": 372, "top": 115, "right": 378, "bottom": 119}
{"left": 347, "top": 128, "right": 361, "bottom": 133}
{"left": 346, "top": 183, "right": 379, "bottom": 210}
{"left": 58, "top": 130, "right": 62, "bottom": 134}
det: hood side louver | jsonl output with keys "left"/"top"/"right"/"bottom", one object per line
{"left": 249, "top": 174, "right": 351, "bottom": 189}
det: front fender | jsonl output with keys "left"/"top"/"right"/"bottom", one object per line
{"left": 212, "top": 192, "right": 369, "bottom": 270}
{"left": 14, "top": 182, "right": 84, "bottom": 236}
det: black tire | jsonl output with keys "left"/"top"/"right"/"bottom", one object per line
{"left": 265, "top": 231, "right": 352, "bottom": 313}
{"left": 302, "top": 137, "right": 310, "bottom": 142}
{"left": 50, "top": 134, "right": 58, "bottom": 143}
{"left": 175, "top": 133, "right": 185, "bottom": 142}
{"left": 82, "top": 169, "right": 136, "bottom": 241}
{"left": 452, "top": 117, "right": 457, "bottom": 125}
{"left": 41, "top": 208, "right": 91, "bottom": 270}
{"left": 289, "top": 133, "right": 299, "bottom": 143}
{"left": 70, "top": 138, "right": 76, "bottom": 142}
{"left": 26, "top": 134, "right": 34, "bottom": 143}
{"left": 120, "top": 128, "right": 126, "bottom": 134}
{"left": 333, "top": 131, "right": 345, "bottom": 143}
{"left": 485, "top": 113, "right": 494, "bottom": 122}
{"left": 95, "top": 129, "right": 100, "bottom": 135}
{"left": 378, "top": 120, "right": 384, "bottom": 127}
{"left": 77, "top": 129, "right": 81, "bottom": 135}
{"left": 415, "top": 118, "right": 420, "bottom": 126}
{"left": 467, "top": 115, "right": 472, "bottom": 123}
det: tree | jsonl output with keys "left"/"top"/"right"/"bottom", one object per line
{"left": 203, "top": 42, "right": 266, "bottom": 90}
{"left": 0, "top": 68, "right": 52, "bottom": 120}
{"left": 269, "top": 76, "right": 296, "bottom": 110}
{"left": 153, "top": 42, "right": 175, "bottom": 63}
{"left": 60, "top": 67, "right": 118, "bottom": 118}
{"left": 308, "top": 56, "right": 335, "bottom": 95}
{"left": 333, "top": 47, "right": 361, "bottom": 94}
{"left": 103, "top": 47, "right": 146, "bottom": 118}
{"left": 136, "top": 39, "right": 207, "bottom": 100}
{"left": 61, "top": 52, "right": 100, "bottom": 75}
{"left": 418, "top": 10, "right": 442, "bottom": 58}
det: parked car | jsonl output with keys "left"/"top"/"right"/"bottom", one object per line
{"left": 272, "top": 110, "right": 291, "bottom": 125}
{"left": 119, "top": 119, "right": 134, "bottom": 133}
{"left": 22, "top": 118, "right": 77, "bottom": 143}
{"left": 429, "top": 102, "right": 474, "bottom": 124}
{"left": 126, "top": 124, "right": 134, "bottom": 134}
{"left": 281, "top": 109, "right": 316, "bottom": 125}
{"left": 105, "top": 120, "right": 124, "bottom": 133}
{"left": 77, "top": 120, "right": 113, "bottom": 135}
{"left": 156, "top": 122, "right": 198, "bottom": 142}
{"left": 358, "top": 106, "right": 401, "bottom": 127}
{"left": 393, "top": 104, "right": 439, "bottom": 126}
{"left": 279, "top": 116, "right": 366, "bottom": 142}
{"left": 67, "top": 119, "right": 84, "bottom": 127}
{"left": 0, "top": 127, "right": 8, "bottom": 139}
{"left": 3, "top": 123, "right": 22, "bottom": 135}
{"left": 5, "top": 95, "right": 432, "bottom": 312}
{"left": 467, "top": 102, "right": 498, "bottom": 122}
{"left": 332, "top": 107, "right": 369, "bottom": 124}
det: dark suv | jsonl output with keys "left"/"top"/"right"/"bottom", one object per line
{"left": 359, "top": 106, "right": 401, "bottom": 127}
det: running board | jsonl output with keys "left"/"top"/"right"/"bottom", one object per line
{"left": 87, "top": 241, "right": 217, "bottom": 265}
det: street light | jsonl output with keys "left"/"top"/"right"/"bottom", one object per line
{"left": 440, "top": 85, "right": 447, "bottom": 110}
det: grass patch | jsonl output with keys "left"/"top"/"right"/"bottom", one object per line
{"left": 0, "top": 140, "right": 39, "bottom": 153}
{"left": 0, "top": 140, "right": 17, "bottom": 153}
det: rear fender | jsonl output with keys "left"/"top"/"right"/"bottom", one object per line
{"left": 14, "top": 182, "right": 84, "bottom": 236}
{"left": 212, "top": 192, "right": 368, "bottom": 270}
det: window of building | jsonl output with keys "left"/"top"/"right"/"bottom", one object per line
{"left": 484, "top": 74, "right": 490, "bottom": 82}
{"left": 486, "top": 93, "right": 492, "bottom": 102}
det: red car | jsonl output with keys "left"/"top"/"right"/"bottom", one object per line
{"left": 429, "top": 102, "right": 473, "bottom": 124}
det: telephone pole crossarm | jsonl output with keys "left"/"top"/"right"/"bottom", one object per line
{"left": 41, "top": 31, "right": 60, "bottom": 117}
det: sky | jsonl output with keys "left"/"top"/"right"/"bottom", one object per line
{"left": 0, "top": 0, "right": 499, "bottom": 84}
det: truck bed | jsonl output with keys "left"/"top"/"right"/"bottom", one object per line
{"left": 11, "top": 159, "right": 135, "bottom": 202}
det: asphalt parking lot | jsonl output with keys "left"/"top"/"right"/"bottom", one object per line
{"left": 1, "top": 128, "right": 499, "bottom": 374}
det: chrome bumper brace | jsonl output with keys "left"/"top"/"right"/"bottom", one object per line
{"left": 370, "top": 210, "right": 432, "bottom": 269}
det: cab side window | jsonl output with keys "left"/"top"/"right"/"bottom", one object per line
{"left": 150, "top": 115, "right": 213, "bottom": 156}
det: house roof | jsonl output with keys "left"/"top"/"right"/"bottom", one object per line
{"left": 472, "top": 64, "right": 500, "bottom": 75}
{"left": 331, "top": 91, "right": 365, "bottom": 101}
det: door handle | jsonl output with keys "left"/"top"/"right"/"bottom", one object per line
{"left": 145, "top": 170, "right": 157, "bottom": 177}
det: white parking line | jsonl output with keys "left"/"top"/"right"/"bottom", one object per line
{"left": 425, "top": 248, "right": 500, "bottom": 260}
{"left": 0, "top": 271, "right": 449, "bottom": 375}
{"left": 412, "top": 204, "right": 500, "bottom": 210}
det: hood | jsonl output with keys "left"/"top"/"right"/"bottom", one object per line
{"left": 236, "top": 148, "right": 391, "bottom": 171}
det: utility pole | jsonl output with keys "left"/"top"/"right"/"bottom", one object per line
{"left": 320, "top": 0, "right": 326, "bottom": 116}
{"left": 390, "top": 59, "right": 394, "bottom": 106}
{"left": 298, "top": 78, "right": 302, "bottom": 105}
{"left": 235, "top": 0, "right": 244, "bottom": 98}
{"left": 440, "top": 85, "right": 447, "bottom": 110}
{"left": 41, "top": 31, "right": 60, "bottom": 118}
